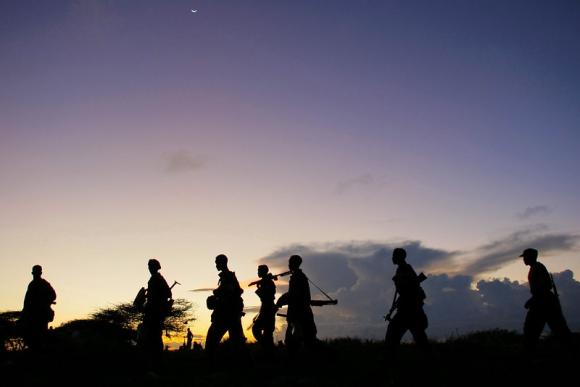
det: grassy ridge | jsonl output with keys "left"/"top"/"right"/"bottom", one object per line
{"left": 1, "top": 330, "right": 578, "bottom": 387}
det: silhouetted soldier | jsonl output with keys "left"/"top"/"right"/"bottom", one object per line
{"left": 521, "top": 248, "right": 572, "bottom": 352}
{"left": 20, "top": 265, "right": 56, "bottom": 350}
{"left": 142, "top": 259, "right": 172, "bottom": 372}
{"left": 251, "top": 264, "right": 277, "bottom": 349}
{"left": 384, "top": 248, "right": 429, "bottom": 354}
{"left": 276, "top": 255, "right": 317, "bottom": 352}
{"left": 205, "top": 254, "right": 246, "bottom": 358}
{"left": 186, "top": 327, "right": 193, "bottom": 350}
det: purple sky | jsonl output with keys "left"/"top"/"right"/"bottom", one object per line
{"left": 1, "top": 0, "right": 580, "bottom": 340}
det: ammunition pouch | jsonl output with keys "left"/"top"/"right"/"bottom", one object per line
{"left": 206, "top": 295, "right": 218, "bottom": 310}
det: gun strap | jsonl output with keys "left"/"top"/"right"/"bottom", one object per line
{"left": 306, "top": 276, "right": 335, "bottom": 302}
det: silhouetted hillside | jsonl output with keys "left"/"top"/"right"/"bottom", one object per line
{"left": 1, "top": 330, "right": 578, "bottom": 386}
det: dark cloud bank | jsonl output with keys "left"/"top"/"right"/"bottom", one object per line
{"left": 260, "top": 231, "right": 580, "bottom": 340}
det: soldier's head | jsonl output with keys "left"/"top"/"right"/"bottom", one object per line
{"left": 148, "top": 259, "right": 161, "bottom": 274}
{"left": 289, "top": 255, "right": 302, "bottom": 271}
{"left": 215, "top": 254, "right": 228, "bottom": 271}
{"left": 392, "top": 248, "right": 407, "bottom": 265}
{"left": 31, "top": 265, "right": 42, "bottom": 278}
{"left": 520, "top": 248, "right": 538, "bottom": 266}
{"left": 258, "top": 264, "right": 269, "bottom": 278}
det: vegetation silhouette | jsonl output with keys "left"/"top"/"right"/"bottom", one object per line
{"left": 93, "top": 298, "right": 193, "bottom": 338}
{"left": 0, "top": 311, "right": 24, "bottom": 352}
{"left": 2, "top": 330, "right": 578, "bottom": 386}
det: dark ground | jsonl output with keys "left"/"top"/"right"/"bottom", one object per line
{"left": 1, "top": 330, "right": 578, "bottom": 387}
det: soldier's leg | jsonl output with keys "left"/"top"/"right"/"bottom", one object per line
{"left": 385, "top": 312, "right": 408, "bottom": 353}
{"left": 252, "top": 318, "right": 264, "bottom": 344}
{"left": 546, "top": 302, "right": 572, "bottom": 347}
{"left": 142, "top": 315, "right": 164, "bottom": 371}
{"left": 253, "top": 313, "right": 271, "bottom": 345}
{"left": 285, "top": 321, "right": 300, "bottom": 354}
{"left": 303, "top": 317, "right": 318, "bottom": 348}
{"left": 263, "top": 312, "right": 276, "bottom": 348}
{"left": 524, "top": 308, "right": 546, "bottom": 352}
{"left": 409, "top": 309, "right": 430, "bottom": 351}
{"left": 205, "top": 321, "right": 227, "bottom": 356}
{"left": 228, "top": 317, "right": 246, "bottom": 345}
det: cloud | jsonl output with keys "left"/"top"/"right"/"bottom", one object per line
{"left": 259, "top": 238, "right": 580, "bottom": 340}
{"left": 334, "top": 174, "right": 375, "bottom": 195}
{"left": 516, "top": 205, "right": 552, "bottom": 220}
{"left": 463, "top": 227, "right": 580, "bottom": 276}
{"left": 163, "top": 151, "right": 206, "bottom": 173}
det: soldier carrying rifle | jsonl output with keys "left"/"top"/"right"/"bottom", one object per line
{"left": 205, "top": 254, "right": 246, "bottom": 360}
{"left": 249, "top": 264, "right": 279, "bottom": 349}
{"left": 520, "top": 248, "right": 572, "bottom": 352}
{"left": 140, "top": 259, "right": 172, "bottom": 373}
{"left": 276, "top": 255, "right": 318, "bottom": 352}
{"left": 384, "top": 248, "right": 430, "bottom": 355}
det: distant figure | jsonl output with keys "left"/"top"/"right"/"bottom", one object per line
{"left": 186, "top": 328, "right": 193, "bottom": 350}
{"left": 142, "top": 259, "right": 172, "bottom": 371}
{"left": 20, "top": 265, "right": 56, "bottom": 350}
{"left": 251, "top": 264, "right": 277, "bottom": 349}
{"left": 205, "top": 254, "right": 246, "bottom": 358}
{"left": 276, "top": 255, "right": 317, "bottom": 351}
{"left": 384, "top": 248, "right": 429, "bottom": 354}
{"left": 521, "top": 248, "right": 571, "bottom": 351}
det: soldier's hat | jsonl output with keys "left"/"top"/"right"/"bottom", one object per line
{"left": 519, "top": 248, "right": 538, "bottom": 258}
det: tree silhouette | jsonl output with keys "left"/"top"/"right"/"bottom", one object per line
{"left": 51, "top": 299, "right": 195, "bottom": 350}
{"left": 0, "top": 311, "right": 25, "bottom": 352}
{"left": 91, "top": 298, "right": 195, "bottom": 337}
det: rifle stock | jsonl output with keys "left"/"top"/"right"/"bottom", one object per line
{"left": 310, "top": 299, "right": 338, "bottom": 307}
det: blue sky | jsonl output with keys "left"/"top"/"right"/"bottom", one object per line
{"left": 1, "top": 0, "right": 579, "bottom": 340}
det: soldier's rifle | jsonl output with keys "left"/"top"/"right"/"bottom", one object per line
{"left": 383, "top": 290, "right": 399, "bottom": 322}
{"left": 307, "top": 276, "right": 338, "bottom": 306}
{"left": 383, "top": 272, "right": 427, "bottom": 322}
{"left": 248, "top": 271, "right": 292, "bottom": 287}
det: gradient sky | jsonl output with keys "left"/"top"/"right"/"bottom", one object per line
{"left": 1, "top": 0, "right": 580, "bottom": 342}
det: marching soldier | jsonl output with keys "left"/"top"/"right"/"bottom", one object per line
{"left": 276, "top": 255, "right": 317, "bottom": 351}
{"left": 251, "top": 264, "right": 277, "bottom": 349}
{"left": 205, "top": 254, "right": 246, "bottom": 358}
{"left": 21, "top": 265, "right": 56, "bottom": 350}
{"left": 384, "top": 248, "right": 429, "bottom": 354}
{"left": 521, "top": 248, "right": 571, "bottom": 351}
{"left": 142, "top": 259, "right": 172, "bottom": 372}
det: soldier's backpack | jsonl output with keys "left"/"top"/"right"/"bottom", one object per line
{"left": 133, "top": 287, "right": 147, "bottom": 312}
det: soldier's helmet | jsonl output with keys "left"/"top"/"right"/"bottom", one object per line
{"left": 148, "top": 258, "right": 161, "bottom": 271}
